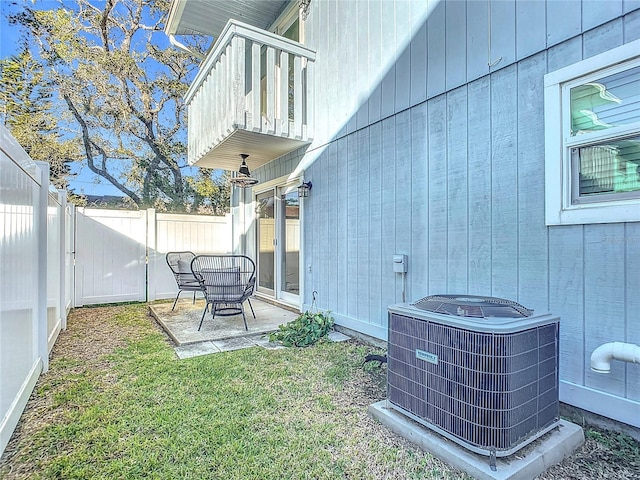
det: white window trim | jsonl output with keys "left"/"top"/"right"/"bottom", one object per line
{"left": 269, "top": 2, "right": 304, "bottom": 43}
{"left": 544, "top": 39, "right": 640, "bottom": 225}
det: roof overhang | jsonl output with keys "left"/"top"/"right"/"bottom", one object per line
{"left": 165, "top": 0, "right": 290, "bottom": 39}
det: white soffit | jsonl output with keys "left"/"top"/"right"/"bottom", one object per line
{"left": 192, "top": 129, "right": 310, "bottom": 171}
{"left": 165, "top": 0, "right": 289, "bottom": 39}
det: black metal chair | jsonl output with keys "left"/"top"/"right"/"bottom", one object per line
{"left": 191, "top": 254, "right": 256, "bottom": 331}
{"left": 166, "top": 251, "right": 205, "bottom": 310}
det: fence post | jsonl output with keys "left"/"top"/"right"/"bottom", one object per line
{"left": 59, "top": 190, "right": 67, "bottom": 330}
{"left": 146, "top": 208, "right": 156, "bottom": 301}
{"left": 67, "top": 203, "right": 76, "bottom": 310}
{"left": 34, "top": 162, "right": 49, "bottom": 373}
{"left": 73, "top": 207, "right": 84, "bottom": 308}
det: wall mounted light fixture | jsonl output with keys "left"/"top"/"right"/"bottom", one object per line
{"left": 229, "top": 154, "right": 259, "bottom": 188}
{"left": 298, "top": 181, "right": 312, "bottom": 198}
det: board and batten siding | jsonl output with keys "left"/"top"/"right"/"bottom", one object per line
{"left": 248, "top": 1, "right": 640, "bottom": 426}
{"left": 299, "top": 0, "right": 640, "bottom": 155}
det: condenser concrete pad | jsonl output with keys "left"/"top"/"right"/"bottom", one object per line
{"left": 369, "top": 401, "right": 584, "bottom": 480}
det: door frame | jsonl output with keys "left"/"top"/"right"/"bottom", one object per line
{"left": 276, "top": 182, "right": 301, "bottom": 305}
{"left": 255, "top": 188, "right": 276, "bottom": 297}
{"left": 253, "top": 175, "right": 304, "bottom": 308}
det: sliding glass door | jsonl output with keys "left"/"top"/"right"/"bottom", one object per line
{"left": 255, "top": 182, "right": 301, "bottom": 305}
{"left": 256, "top": 190, "right": 275, "bottom": 295}
{"left": 278, "top": 185, "right": 300, "bottom": 304}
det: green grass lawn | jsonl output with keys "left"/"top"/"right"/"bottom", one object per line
{"left": 3, "top": 304, "right": 638, "bottom": 480}
{"left": 0, "top": 304, "right": 463, "bottom": 480}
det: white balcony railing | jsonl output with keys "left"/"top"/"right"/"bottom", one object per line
{"left": 184, "top": 20, "right": 316, "bottom": 170}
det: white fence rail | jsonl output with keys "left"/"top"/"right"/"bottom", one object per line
{"left": 46, "top": 188, "right": 64, "bottom": 351}
{"left": 64, "top": 202, "right": 75, "bottom": 314}
{"left": 148, "top": 211, "right": 232, "bottom": 301}
{"left": 0, "top": 125, "right": 233, "bottom": 456}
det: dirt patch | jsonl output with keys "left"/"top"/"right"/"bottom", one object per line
{"left": 537, "top": 429, "right": 640, "bottom": 479}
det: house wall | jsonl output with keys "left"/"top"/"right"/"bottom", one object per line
{"left": 250, "top": 0, "right": 640, "bottom": 427}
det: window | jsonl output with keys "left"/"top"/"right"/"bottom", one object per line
{"left": 544, "top": 40, "right": 640, "bottom": 225}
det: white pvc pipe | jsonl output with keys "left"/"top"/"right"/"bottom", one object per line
{"left": 590, "top": 342, "right": 640, "bottom": 373}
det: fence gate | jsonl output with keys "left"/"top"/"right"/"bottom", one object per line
{"left": 74, "top": 208, "right": 147, "bottom": 306}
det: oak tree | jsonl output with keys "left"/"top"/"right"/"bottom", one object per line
{"left": 8, "top": 0, "right": 228, "bottom": 212}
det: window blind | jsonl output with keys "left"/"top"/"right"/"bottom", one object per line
{"left": 575, "top": 135, "right": 640, "bottom": 198}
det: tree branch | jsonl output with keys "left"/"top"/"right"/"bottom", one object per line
{"left": 62, "top": 91, "right": 141, "bottom": 204}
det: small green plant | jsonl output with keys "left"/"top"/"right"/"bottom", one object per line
{"left": 269, "top": 310, "right": 334, "bottom": 347}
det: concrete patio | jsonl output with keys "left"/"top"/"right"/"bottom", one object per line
{"left": 149, "top": 296, "right": 351, "bottom": 359}
{"left": 149, "top": 296, "right": 299, "bottom": 345}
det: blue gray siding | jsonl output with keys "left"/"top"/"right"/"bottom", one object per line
{"left": 251, "top": 1, "right": 640, "bottom": 426}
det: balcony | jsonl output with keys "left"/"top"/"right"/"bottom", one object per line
{"left": 185, "top": 20, "right": 316, "bottom": 172}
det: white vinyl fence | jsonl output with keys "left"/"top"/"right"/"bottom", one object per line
{"left": 0, "top": 126, "right": 72, "bottom": 455}
{"left": 75, "top": 209, "right": 232, "bottom": 306}
{"left": 74, "top": 208, "right": 148, "bottom": 306}
{"left": 1, "top": 125, "right": 233, "bottom": 457}
{"left": 148, "top": 211, "right": 232, "bottom": 301}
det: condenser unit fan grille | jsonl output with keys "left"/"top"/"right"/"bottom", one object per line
{"left": 387, "top": 309, "right": 559, "bottom": 456}
{"left": 412, "top": 294, "right": 533, "bottom": 318}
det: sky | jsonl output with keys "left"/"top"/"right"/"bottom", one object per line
{"left": 0, "top": 0, "right": 193, "bottom": 198}
{"left": 1, "top": 1, "right": 124, "bottom": 196}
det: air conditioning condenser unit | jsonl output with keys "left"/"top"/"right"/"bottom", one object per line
{"left": 387, "top": 295, "right": 560, "bottom": 457}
